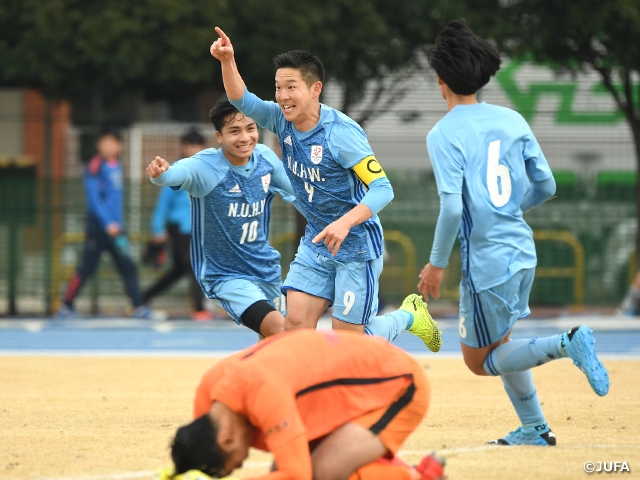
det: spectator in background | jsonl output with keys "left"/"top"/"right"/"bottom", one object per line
{"left": 142, "top": 128, "right": 211, "bottom": 321}
{"left": 55, "top": 127, "right": 153, "bottom": 319}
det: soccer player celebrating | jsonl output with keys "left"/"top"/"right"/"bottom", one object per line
{"left": 209, "top": 27, "right": 441, "bottom": 352}
{"left": 418, "top": 19, "right": 610, "bottom": 446}
{"left": 143, "top": 128, "right": 209, "bottom": 320}
{"left": 146, "top": 96, "right": 294, "bottom": 337}
{"left": 160, "top": 330, "right": 446, "bottom": 480}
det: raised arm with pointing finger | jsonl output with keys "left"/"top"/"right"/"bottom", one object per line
{"left": 208, "top": 27, "right": 443, "bottom": 353}
{"left": 210, "top": 27, "right": 246, "bottom": 101}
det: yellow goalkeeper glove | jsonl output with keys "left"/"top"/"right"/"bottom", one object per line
{"left": 153, "top": 466, "right": 239, "bottom": 480}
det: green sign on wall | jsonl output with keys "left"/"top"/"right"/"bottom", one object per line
{"left": 495, "top": 60, "right": 638, "bottom": 125}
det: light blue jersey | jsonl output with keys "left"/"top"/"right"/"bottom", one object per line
{"left": 427, "top": 102, "right": 553, "bottom": 292}
{"left": 231, "top": 91, "right": 385, "bottom": 263}
{"left": 151, "top": 186, "right": 191, "bottom": 235}
{"left": 151, "top": 145, "right": 295, "bottom": 295}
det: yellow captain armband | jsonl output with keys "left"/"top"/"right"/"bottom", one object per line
{"left": 352, "top": 156, "right": 387, "bottom": 187}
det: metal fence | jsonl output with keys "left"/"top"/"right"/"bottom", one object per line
{"left": 1, "top": 59, "right": 639, "bottom": 315}
{"left": 0, "top": 158, "right": 636, "bottom": 316}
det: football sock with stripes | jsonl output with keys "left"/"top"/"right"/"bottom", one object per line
{"left": 365, "top": 311, "right": 413, "bottom": 341}
{"left": 483, "top": 336, "right": 563, "bottom": 376}
{"left": 501, "top": 370, "right": 546, "bottom": 427}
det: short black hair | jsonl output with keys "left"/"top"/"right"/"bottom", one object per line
{"left": 273, "top": 50, "right": 325, "bottom": 86}
{"left": 180, "top": 127, "right": 205, "bottom": 146}
{"left": 209, "top": 94, "right": 243, "bottom": 133}
{"left": 97, "top": 125, "right": 121, "bottom": 142}
{"left": 171, "top": 415, "right": 228, "bottom": 477}
{"left": 428, "top": 19, "right": 502, "bottom": 95}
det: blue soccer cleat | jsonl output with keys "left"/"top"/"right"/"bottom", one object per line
{"left": 487, "top": 424, "right": 556, "bottom": 446}
{"left": 562, "top": 325, "right": 610, "bottom": 396}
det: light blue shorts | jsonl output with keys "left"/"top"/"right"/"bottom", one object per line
{"left": 459, "top": 268, "right": 535, "bottom": 348}
{"left": 207, "top": 278, "right": 285, "bottom": 325}
{"left": 282, "top": 242, "right": 383, "bottom": 325}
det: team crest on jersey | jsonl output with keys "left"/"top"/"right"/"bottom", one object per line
{"left": 310, "top": 145, "right": 323, "bottom": 164}
{"left": 261, "top": 173, "right": 271, "bottom": 192}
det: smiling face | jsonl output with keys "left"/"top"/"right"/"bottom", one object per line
{"left": 216, "top": 112, "right": 259, "bottom": 166}
{"left": 275, "top": 67, "right": 322, "bottom": 131}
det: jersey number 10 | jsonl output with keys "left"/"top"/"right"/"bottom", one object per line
{"left": 486, "top": 140, "right": 512, "bottom": 207}
{"left": 240, "top": 220, "right": 259, "bottom": 244}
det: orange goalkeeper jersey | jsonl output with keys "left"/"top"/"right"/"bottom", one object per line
{"left": 193, "top": 329, "right": 428, "bottom": 453}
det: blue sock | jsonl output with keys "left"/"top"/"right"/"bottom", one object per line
{"left": 501, "top": 370, "right": 546, "bottom": 427}
{"left": 483, "top": 335, "right": 563, "bottom": 376}
{"left": 365, "top": 311, "right": 413, "bottom": 341}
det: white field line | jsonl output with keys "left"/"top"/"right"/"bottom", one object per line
{"left": 3, "top": 350, "right": 639, "bottom": 361}
{"left": 35, "top": 444, "right": 632, "bottom": 480}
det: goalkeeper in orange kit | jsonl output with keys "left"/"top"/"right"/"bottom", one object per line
{"left": 156, "top": 330, "right": 445, "bottom": 480}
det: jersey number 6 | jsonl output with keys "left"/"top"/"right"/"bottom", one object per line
{"left": 486, "top": 140, "right": 511, "bottom": 207}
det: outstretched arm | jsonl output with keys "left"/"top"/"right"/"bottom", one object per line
{"left": 147, "top": 156, "right": 186, "bottom": 186}
{"left": 147, "top": 155, "right": 221, "bottom": 198}
{"left": 210, "top": 27, "right": 246, "bottom": 101}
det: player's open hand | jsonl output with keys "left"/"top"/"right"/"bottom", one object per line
{"left": 312, "top": 219, "right": 351, "bottom": 257}
{"left": 147, "top": 156, "right": 170, "bottom": 178}
{"left": 210, "top": 27, "right": 234, "bottom": 61}
{"left": 418, "top": 262, "right": 444, "bottom": 301}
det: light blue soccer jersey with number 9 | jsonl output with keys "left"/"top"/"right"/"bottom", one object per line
{"left": 427, "top": 102, "right": 553, "bottom": 293}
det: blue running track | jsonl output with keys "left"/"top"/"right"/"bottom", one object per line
{"left": 0, "top": 317, "right": 638, "bottom": 357}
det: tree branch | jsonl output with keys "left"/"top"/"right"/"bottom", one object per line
{"left": 622, "top": 67, "right": 637, "bottom": 122}
{"left": 590, "top": 61, "right": 627, "bottom": 115}
{"left": 352, "top": 59, "right": 422, "bottom": 127}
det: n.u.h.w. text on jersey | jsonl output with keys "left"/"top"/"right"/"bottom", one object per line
{"left": 228, "top": 199, "right": 266, "bottom": 218}
{"left": 286, "top": 155, "right": 325, "bottom": 182}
